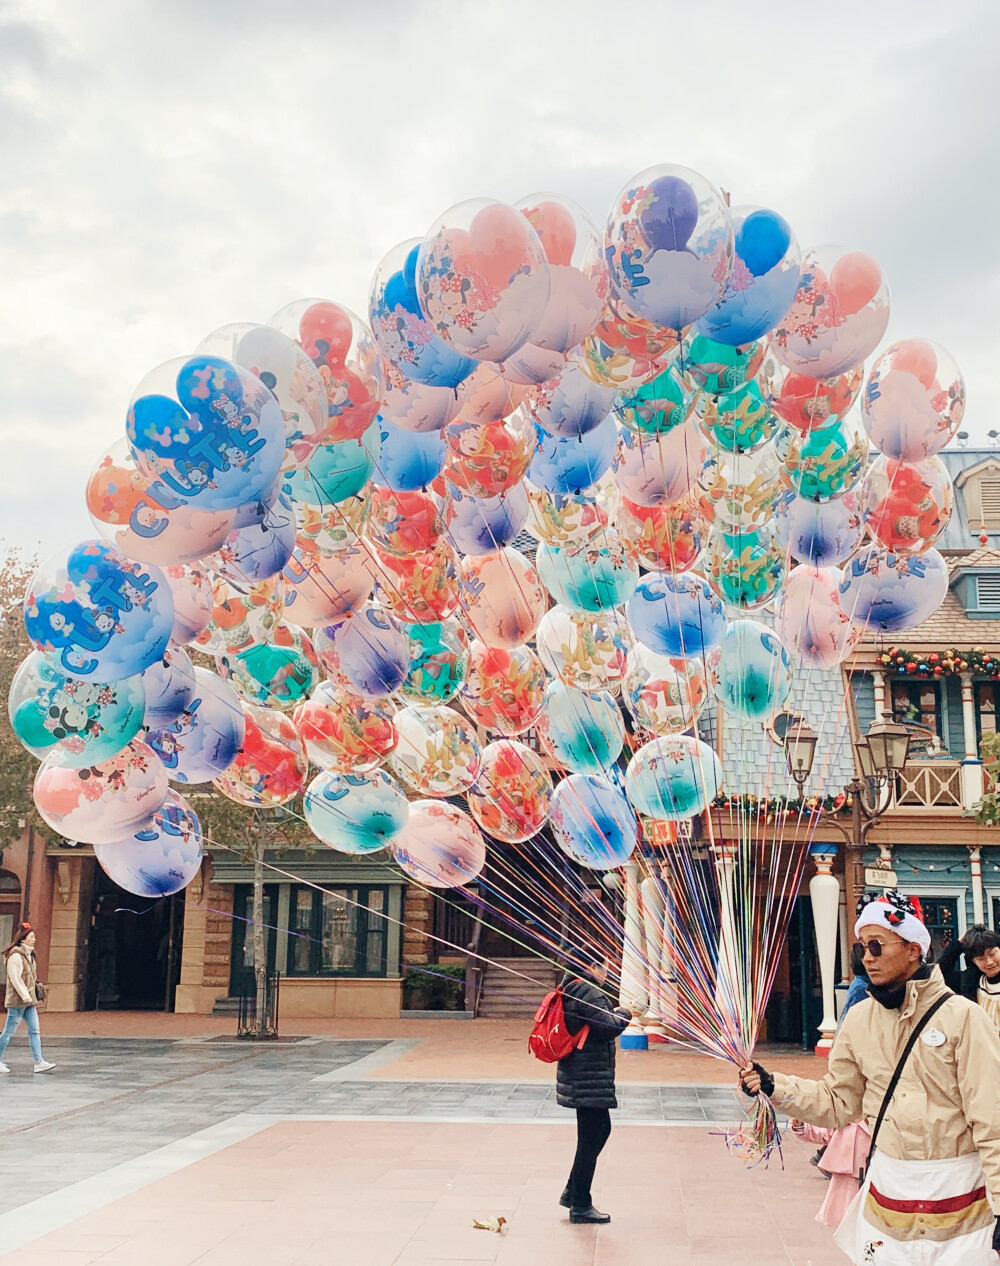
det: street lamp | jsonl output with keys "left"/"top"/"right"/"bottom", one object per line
{"left": 785, "top": 720, "right": 818, "bottom": 789}
{"left": 864, "top": 711, "right": 911, "bottom": 781}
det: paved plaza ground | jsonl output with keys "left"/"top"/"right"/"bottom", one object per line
{"left": 0, "top": 1017, "right": 844, "bottom": 1265}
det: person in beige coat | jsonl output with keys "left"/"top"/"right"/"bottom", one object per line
{"left": 741, "top": 890, "right": 1000, "bottom": 1265}
{"left": 1, "top": 923, "right": 55, "bottom": 1074}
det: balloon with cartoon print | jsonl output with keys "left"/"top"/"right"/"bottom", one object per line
{"left": 9, "top": 652, "right": 145, "bottom": 767}
{"left": 696, "top": 205, "right": 801, "bottom": 346}
{"left": 611, "top": 420, "right": 706, "bottom": 507}
{"left": 400, "top": 618, "right": 469, "bottom": 704}
{"left": 126, "top": 355, "right": 285, "bottom": 512}
{"left": 612, "top": 491, "right": 710, "bottom": 573}
{"left": 528, "top": 413, "right": 617, "bottom": 495}
{"left": 315, "top": 603, "right": 410, "bottom": 699}
{"left": 390, "top": 800, "right": 486, "bottom": 888}
{"left": 604, "top": 164, "right": 733, "bottom": 331}
{"left": 196, "top": 575, "right": 285, "bottom": 655}
{"left": 467, "top": 740, "right": 553, "bottom": 844}
{"left": 526, "top": 359, "right": 616, "bottom": 439}
{"left": 293, "top": 494, "right": 369, "bottom": 557}
{"left": 283, "top": 421, "right": 380, "bottom": 507}
{"left": 773, "top": 487, "right": 864, "bottom": 567}
{"left": 694, "top": 380, "right": 778, "bottom": 456}
{"left": 625, "top": 735, "right": 723, "bottom": 820}
{"left": 33, "top": 738, "right": 169, "bottom": 846}
{"left": 682, "top": 333, "right": 764, "bottom": 397}
{"left": 372, "top": 539, "right": 461, "bottom": 623}
{"left": 550, "top": 774, "right": 638, "bottom": 869}
{"left": 210, "top": 493, "right": 297, "bottom": 589}
{"left": 536, "top": 530, "right": 638, "bottom": 614}
{"left": 580, "top": 301, "right": 682, "bottom": 393}
{"left": 369, "top": 238, "right": 477, "bottom": 389}
{"left": 535, "top": 605, "right": 629, "bottom": 694}
{"left": 145, "top": 667, "right": 245, "bottom": 785}
{"left": 862, "top": 339, "right": 966, "bottom": 462}
{"left": 378, "top": 361, "right": 461, "bottom": 434}
{"left": 758, "top": 352, "right": 862, "bottom": 437}
{"left": 443, "top": 482, "right": 529, "bottom": 556}
{"left": 141, "top": 646, "right": 196, "bottom": 729}
{"left": 443, "top": 417, "right": 535, "bottom": 500}
{"left": 417, "top": 198, "right": 551, "bottom": 362}
{"left": 458, "top": 640, "right": 546, "bottom": 736}
{"left": 86, "top": 440, "right": 236, "bottom": 568}
{"left": 770, "top": 245, "right": 890, "bottom": 378}
{"left": 213, "top": 703, "right": 307, "bottom": 808}
{"left": 303, "top": 768, "right": 409, "bottom": 854}
{"left": 697, "top": 443, "right": 783, "bottom": 534}
{"left": 24, "top": 540, "right": 173, "bottom": 680}
{"left": 627, "top": 570, "right": 727, "bottom": 659}
{"left": 536, "top": 682, "right": 625, "bottom": 776}
{"left": 366, "top": 486, "right": 443, "bottom": 557}
{"left": 779, "top": 411, "right": 869, "bottom": 504}
{"left": 387, "top": 704, "right": 481, "bottom": 797}
{"left": 614, "top": 362, "right": 690, "bottom": 437}
{"left": 523, "top": 484, "right": 608, "bottom": 549}
{"left": 459, "top": 548, "right": 546, "bottom": 648}
{"left": 622, "top": 644, "right": 710, "bottom": 736}
{"left": 374, "top": 418, "right": 446, "bottom": 492}
{"left": 705, "top": 525, "right": 785, "bottom": 611}
{"left": 712, "top": 620, "right": 793, "bottom": 723}
{"left": 776, "top": 565, "right": 858, "bottom": 669}
{"left": 840, "top": 547, "right": 949, "bottom": 634}
{"left": 281, "top": 542, "right": 375, "bottom": 627}
{"left": 293, "top": 680, "right": 398, "bottom": 773}
{"left": 94, "top": 790, "right": 204, "bottom": 898}
{"left": 163, "top": 565, "right": 213, "bottom": 645}
{"left": 269, "top": 298, "right": 382, "bottom": 444}
{"left": 216, "top": 623, "right": 319, "bottom": 711}
{"left": 861, "top": 456, "right": 953, "bottom": 556}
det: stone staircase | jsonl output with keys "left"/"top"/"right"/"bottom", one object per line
{"left": 476, "top": 957, "right": 560, "bottom": 1019}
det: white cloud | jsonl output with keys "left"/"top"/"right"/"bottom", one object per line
{"left": 1, "top": 0, "right": 997, "bottom": 551}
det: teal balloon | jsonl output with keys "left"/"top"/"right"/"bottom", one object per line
{"left": 614, "top": 365, "right": 689, "bottom": 436}
{"left": 283, "top": 420, "right": 380, "bottom": 505}
{"left": 714, "top": 619, "right": 792, "bottom": 722}
{"left": 535, "top": 535, "right": 638, "bottom": 613}
{"left": 550, "top": 774, "right": 638, "bottom": 869}
{"left": 625, "top": 735, "right": 723, "bottom": 820}
{"left": 303, "top": 769, "right": 409, "bottom": 854}
{"left": 700, "top": 380, "right": 778, "bottom": 455}
{"left": 708, "top": 527, "right": 785, "bottom": 611}
{"left": 401, "top": 619, "right": 469, "bottom": 703}
{"left": 8, "top": 651, "right": 145, "bottom": 767}
{"left": 216, "top": 627, "right": 317, "bottom": 709}
{"left": 782, "top": 417, "right": 867, "bottom": 503}
{"left": 683, "top": 334, "right": 763, "bottom": 396}
{"left": 541, "top": 682, "right": 625, "bottom": 775}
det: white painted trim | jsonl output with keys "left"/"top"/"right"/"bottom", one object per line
{"left": 985, "top": 887, "right": 1000, "bottom": 930}
{"left": 907, "top": 884, "right": 969, "bottom": 938}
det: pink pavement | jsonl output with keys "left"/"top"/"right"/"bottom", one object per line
{"left": 0, "top": 1120, "right": 844, "bottom": 1266}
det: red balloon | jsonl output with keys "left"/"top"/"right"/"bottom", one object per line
{"left": 890, "top": 337, "right": 938, "bottom": 390}
{"left": 457, "top": 204, "right": 539, "bottom": 291}
{"left": 299, "top": 301, "right": 354, "bottom": 368}
{"left": 520, "top": 200, "right": 577, "bottom": 267}
{"left": 829, "top": 251, "right": 882, "bottom": 316}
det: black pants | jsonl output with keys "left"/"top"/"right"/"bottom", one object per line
{"left": 567, "top": 1107, "right": 612, "bottom": 1208}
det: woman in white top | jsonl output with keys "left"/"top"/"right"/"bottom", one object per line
{"left": 1, "top": 922, "right": 55, "bottom": 1073}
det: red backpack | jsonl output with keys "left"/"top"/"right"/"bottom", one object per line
{"left": 528, "top": 983, "right": 589, "bottom": 1063}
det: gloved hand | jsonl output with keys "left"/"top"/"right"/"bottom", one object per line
{"left": 738, "top": 1062, "right": 775, "bottom": 1098}
{"left": 991, "top": 1213, "right": 1000, "bottom": 1252}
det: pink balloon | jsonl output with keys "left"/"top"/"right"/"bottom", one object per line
{"left": 33, "top": 739, "right": 169, "bottom": 845}
{"left": 282, "top": 543, "right": 375, "bottom": 626}
{"left": 390, "top": 799, "right": 486, "bottom": 888}
{"left": 460, "top": 548, "right": 546, "bottom": 649}
{"left": 829, "top": 251, "right": 882, "bottom": 317}
{"left": 164, "top": 564, "right": 214, "bottom": 645}
{"left": 862, "top": 338, "right": 965, "bottom": 462}
{"left": 611, "top": 420, "right": 707, "bottom": 507}
{"left": 776, "top": 565, "right": 858, "bottom": 668}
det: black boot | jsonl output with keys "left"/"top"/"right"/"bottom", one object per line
{"left": 570, "top": 1206, "right": 611, "bottom": 1224}
{"left": 559, "top": 1184, "right": 572, "bottom": 1208}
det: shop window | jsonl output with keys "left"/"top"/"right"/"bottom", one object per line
{"left": 891, "top": 680, "right": 942, "bottom": 746}
{"left": 915, "top": 896, "right": 959, "bottom": 961}
{"left": 286, "top": 886, "right": 388, "bottom": 977}
{"left": 229, "top": 884, "right": 279, "bottom": 993}
{"left": 977, "top": 682, "right": 999, "bottom": 745}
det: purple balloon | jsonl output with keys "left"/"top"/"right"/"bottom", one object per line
{"left": 640, "top": 177, "right": 698, "bottom": 252}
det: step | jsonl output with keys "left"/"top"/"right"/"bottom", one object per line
{"left": 211, "top": 997, "right": 240, "bottom": 1015}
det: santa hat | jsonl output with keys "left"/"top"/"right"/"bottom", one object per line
{"left": 854, "top": 890, "right": 931, "bottom": 958}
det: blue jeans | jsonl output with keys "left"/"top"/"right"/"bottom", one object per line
{"left": 0, "top": 1006, "right": 43, "bottom": 1063}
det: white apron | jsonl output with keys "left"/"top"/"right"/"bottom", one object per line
{"left": 833, "top": 1150, "right": 995, "bottom": 1265}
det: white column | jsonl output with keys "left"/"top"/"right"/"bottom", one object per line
{"left": 659, "top": 861, "right": 678, "bottom": 1037}
{"left": 960, "top": 673, "right": 985, "bottom": 810}
{"left": 640, "top": 876, "right": 667, "bottom": 1043}
{"left": 618, "top": 860, "right": 648, "bottom": 1049}
{"left": 811, "top": 846, "right": 841, "bottom": 1058}
{"left": 873, "top": 670, "right": 887, "bottom": 716}
{"left": 713, "top": 841, "right": 742, "bottom": 1041}
{"left": 970, "top": 846, "right": 986, "bottom": 926}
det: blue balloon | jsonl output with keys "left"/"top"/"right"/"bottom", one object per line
{"left": 736, "top": 209, "right": 791, "bottom": 277}
{"left": 640, "top": 176, "right": 698, "bottom": 251}
{"left": 321, "top": 602, "right": 410, "bottom": 697}
{"left": 839, "top": 547, "right": 949, "bottom": 634}
{"left": 127, "top": 356, "right": 285, "bottom": 511}
{"left": 697, "top": 206, "right": 801, "bottom": 347}
{"left": 231, "top": 478, "right": 283, "bottom": 531}
{"left": 624, "top": 735, "right": 722, "bottom": 820}
{"left": 283, "top": 421, "right": 380, "bottom": 505}
{"left": 374, "top": 419, "right": 446, "bottom": 491}
{"left": 93, "top": 789, "right": 204, "bottom": 897}
{"left": 216, "top": 492, "right": 296, "bottom": 587}
{"left": 303, "top": 769, "right": 409, "bottom": 854}
{"left": 444, "top": 484, "right": 529, "bottom": 555}
{"left": 713, "top": 619, "right": 792, "bottom": 722}
{"left": 145, "top": 667, "right": 245, "bottom": 784}
{"left": 369, "top": 241, "right": 476, "bottom": 389}
{"left": 142, "top": 646, "right": 197, "bottom": 728}
{"left": 541, "top": 682, "right": 625, "bottom": 775}
{"left": 528, "top": 415, "right": 617, "bottom": 495}
{"left": 627, "top": 571, "right": 727, "bottom": 658}
{"left": 774, "top": 488, "right": 864, "bottom": 567}
{"left": 24, "top": 540, "right": 174, "bottom": 680}
{"left": 550, "top": 774, "right": 638, "bottom": 869}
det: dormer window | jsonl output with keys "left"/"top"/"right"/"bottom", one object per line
{"left": 976, "top": 574, "right": 1000, "bottom": 611}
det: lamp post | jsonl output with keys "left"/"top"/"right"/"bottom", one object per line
{"left": 784, "top": 713, "right": 911, "bottom": 1057}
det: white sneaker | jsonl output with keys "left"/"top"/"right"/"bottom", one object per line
{"left": 33, "top": 1060, "right": 55, "bottom": 1074}
{"left": 0, "top": 1063, "right": 9, "bottom": 1074}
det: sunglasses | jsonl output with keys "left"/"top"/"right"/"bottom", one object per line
{"left": 857, "top": 938, "right": 896, "bottom": 958}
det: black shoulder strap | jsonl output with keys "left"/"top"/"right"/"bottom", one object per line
{"left": 866, "top": 992, "right": 952, "bottom": 1167}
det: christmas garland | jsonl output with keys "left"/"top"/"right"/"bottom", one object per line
{"left": 711, "top": 792, "right": 847, "bottom": 818}
{"left": 878, "top": 646, "right": 1000, "bottom": 679}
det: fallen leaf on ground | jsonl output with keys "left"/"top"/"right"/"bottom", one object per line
{"left": 472, "top": 1216, "right": 508, "bottom": 1233}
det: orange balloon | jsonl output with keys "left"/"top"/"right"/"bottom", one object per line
{"left": 829, "top": 251, "right": 881, "bottom": 316}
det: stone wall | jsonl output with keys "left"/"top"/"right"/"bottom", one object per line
{"left": 402, "top": 884, "right": 434, "bottom": 966}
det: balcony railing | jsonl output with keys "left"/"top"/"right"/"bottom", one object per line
{"left": 875, "top": 760, "right": 993, "bottom": 812}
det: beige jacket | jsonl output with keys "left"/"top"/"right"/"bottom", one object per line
{"left": 4, "top": 945, "right": 37, "bottom": 1009}
{"left": 772, "top": 967, "right": 1000, "bottom": 1212}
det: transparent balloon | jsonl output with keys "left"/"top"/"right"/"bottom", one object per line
{"left": 841, "top": 547, "right": 949, "bottom": 634}
{"left": 523, "top": 483, "right": 608, "bottom": 549}
{"left": 141, "top": 646, "right": 197, "bottom": 729}
{"left": 401, "top": 618, "right": 470, "bottom": 704}
{"left": 625, "top": 735, "right": 723, "bottom": 820}
{"left": 374, "top": 417, "right": 446, "bottom": 491}
{"left": 24, "top": 540, "right": 173, "bottom": 681}
{"left": 373, "top": 539, "right": 461, "bottom": 623}
{"left": 537, "top": 682, "right": 625, "bottom": 775}
{"left": 387, "top": 704, "right": 482, "bottom": 797}
{"left": 611, "top": 420, "right": 706, "bottom": 507}
{"left": 390, "top": 800, "right": 486, "bottom": 888}
{"left": 94, "top": 789, "right": 204, "bottom": 898}
{"left": 614, "top": 363, "right": 690, "bottom": 437}
{"left": 443, "top": 417, "right": 534, "bottom": 499}
{"left": 705, "top": 526, "right": 785, "bottom": 611}
{"left": 214, "top": 703, "right": 307, "bottom": 807}
{"left": 196, "top": 575, "right": 285, "bottom": 655}
{"left": 535, "top": 532, "right": 638, "bottom": 614}
{"left": 627, "top": 571, "right": 727, "bottom": 659}
{"left": 303, "top": 768, "right": 409, "bottom": 854}
{"left": 528, "top": 414, "right": 617, "bottom": 495}
{"left": 771, "top": 245, "right": 890, "bottom": 377}
{"left": 758, "top": 352, "right": 862, "bottom": 436}
{"left": 623, "top": 645, "right": 709, "bottom": 736}
{"left": 776, "top": 564, "right": 858, "bottom": 669}
{"left": 579, "top": 301, "right": 682, "bottom": 392}
{"left": 514, "top": 193, "right": 606, "bottom": 353}
{"left": 712, "top": 619, "right": 793, "bottom": 723}
{"left": 780, "top": 411, "right": 869, "bottom": 503}
{"left": 163, "top": 564, "right": 214, "bottom": 646}
{"left": 443, "top": 482, "right": 529, "bottom": 556}
{"left": 33, "top": 738, "right": 168, "bottom": 846}
{"left": 367, "top": 486, "right": 443, "bottom": 557}
{"left": 145, "top": 667, "right": 245, "bottom": 784}
{"left": 314, "top": 602, "right": 410, "bottom": 699}
{"left": 681, "top": 333, "right": 764, "bottom": 396}
{"left": 283, "top": 422, "right": 380, "bottom": 507}
{"left": 862, "top": 456, "right": 953, "bottom": 556}
{"left": 378, "top": 362, "right": 461, "bottom": 435}
{"left": 694, "top": 380, "right": 778, "bottom": 456}
{"left": 550, "top": 774, "right": 638, "bottom": 869}
{"left": 697, "top": 444, "right": 783, "bottom": 533}
{"left": 459, "top": 548, "right": 546, "bottom": 648}
{"left": 458, "top": 640, "right": 546, "bottom": 736}
{"left": 282, "top": 542, "right": 375, "bottom": 627}
{"left": 210, "top": 494, "right": 297, "bottom": 589}
{"left": 862, "top": 338, "right": 966, "bottom": 461}
{"left": 535, "top": 604, "right": 629, "bottom": 694}
{"left": 293, "top": 679, "right": 397, "bottom": 773}
{"left": 612, "top": 491, "right": 709, "bottom": 573}
{"left": 605, "top": 164, "right": 733, "bottom": 331}
{"left": 526, "top": 359, "right": 616, "bottom": 439}
{"left": 293, "top": 494, "right": 369, "bottom": 557}
{"left": 773, "top": 488, "right": 864, "bottom": 567}
{"left": 467, "top": 740, "right": 553, "bottom": 844}
{"left": 217, "top": 623, "right": 319, "bottom": 711}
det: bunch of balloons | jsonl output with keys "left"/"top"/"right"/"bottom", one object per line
{"left": 10, "top": 163, "right": 965, "bottom": 901}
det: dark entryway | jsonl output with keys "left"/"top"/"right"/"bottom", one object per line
{"left": 84, "top": 865, "right": 184, "bottom": 1010}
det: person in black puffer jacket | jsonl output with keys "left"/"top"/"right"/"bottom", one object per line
{"left": 556, "top": 952, "right": 631, "bottom": 1224}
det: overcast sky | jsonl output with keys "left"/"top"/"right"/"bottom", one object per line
{"left": 1, "top": 0, "right": 997, "bottom": 556}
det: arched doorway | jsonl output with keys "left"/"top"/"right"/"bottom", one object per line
{"left": 0, "top": 870, "right": 22, "bottom": 953}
